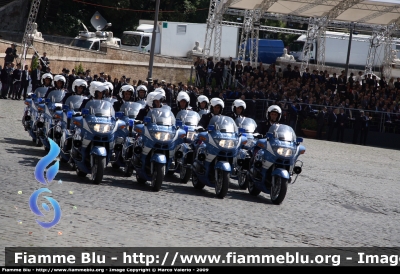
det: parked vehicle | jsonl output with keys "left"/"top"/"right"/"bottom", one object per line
{"left": 246, "top": 124, "right": 305, "bottom": 205}
{"left": 132, "top": 106, "right": 187, "bottom": 191}
{"left": 121, "top": 20, "right": 239, "bottom": 58}
{"left": 191, "top": 115, "right": 247, "bottom": 198}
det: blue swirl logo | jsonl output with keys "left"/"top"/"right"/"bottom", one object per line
{"left": 29, "top": 138, "right": 62, "bottom": 229}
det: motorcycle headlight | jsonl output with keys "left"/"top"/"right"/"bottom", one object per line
{"left": 153, "top": 132, "right": 172, "bottom": 141}
{"left": 218, "top": 139, "right": 237, "bottom": 149}
{"left": 91, "top": 123, "right": 112, "bottom": 133}
{"left": 276, "top": 147, "right": 293, "bottom": 157}
{"left": 187, "top": 131, "right": 195, "bottom": 141}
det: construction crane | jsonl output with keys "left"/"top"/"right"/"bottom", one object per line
{"left": 21, "top": 0, "right": 42, "bottom": 67}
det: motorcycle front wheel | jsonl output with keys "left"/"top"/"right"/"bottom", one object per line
{"left": 179, "top": 164, "right": 192, "bottom": 184}
{"left": 151, "top": 163, "right": 165, "bottom": 192}
{"left": 238, "top": 171, "right": 248, "bottom": 190}
{"left": 270, "top": 175, "right": 288, "bottom": 205}
{"left": 215, "top": 170, "right": 229, "bottom": 199}
{"left": 91, "top": 156, "right": 106, "bottom": 184}
{"left": 247, "top": 172, "right": 261, "bottom": 196}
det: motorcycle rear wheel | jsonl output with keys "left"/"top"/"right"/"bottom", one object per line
{"left": 270, "top": 175, "right": 288, "bottom": 205}
{"left": 238, "top": 171, "right": 248, "bottom": 190}
{"left": 179, "top": 165, "right": 191, "bottom": 184}
{"left": 215, "top": 170, "right": 229, "bottom": 199}
{"left": 151, "top": 163, "right": 165, "bottom": 192}
{"left": 91, "top": 156, "right": 105, "bottom": 184}
{"left": 192, "top": 169, "right": 205, "bottom": 190}
{"left": 247, "top": 172, "right": 261, "bottom": 196}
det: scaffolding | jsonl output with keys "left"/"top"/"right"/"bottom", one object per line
{"left": 21, "top": 0, "right": 41, "bottom": 67}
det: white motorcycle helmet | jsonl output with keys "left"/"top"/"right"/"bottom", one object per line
{"left": 210, "top": 98, "right": 224, "bottom": 115}
{"left": 72, "top": 79, "right": 88, "bottom": 94}
{"left": 104, "top": 81, "right": 114, "bottom": 97}
{"left": 53, "top": 75, "right": 66, "bottom": 87}
{"left": 197, "top": 95, "right": 209, "bottom": 110}
{"left": 153, "top": 87, "right": 166, "bottom": 98}
{"left": 41, "top": 73, "right": 54, "bottom": 86}
{"left": 176, "top": 91, "right": 190, "bottom": 108}
{"left": 119, "top": 85, "right": 135, "bottom": 99}
{"left": 89, "top": 82, "right": 108, "bottom": 98}
{"left": 136, "top": 85, "right": 148, "bottom": 99}
{"left": 232, "top": 99, "right": 246, "bottom": 114}
{"left": 267, "top": 105, "right": 282, "bottom": 122}
{"left": 146, "top": 92, "right": 165, "bottom": 108}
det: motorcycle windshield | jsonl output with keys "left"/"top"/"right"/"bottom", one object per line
{"left": 65, "top": 95, "right": 86, "bottom": 111}
{"left": 268, "top": 124, "right": 296, "bottom": 142}
{"left": 120, "top": 102, "right": 144, "bottom": 118}
{"left": 147, "top": 107, "right": 175, "bottom": 126}
{"left": 198, "top": 109, "right": 210, "bottom": 116}
{"left": 103, "top": 98, "right": 118, "bottom": 104}
{"left": 176, "top": 110, "right": 200, "bottom": 126}
{"left": 46, "top": 90, "right": 66, "bottom": 103}
{"left": 209, "top": 115, "right": 238, "bottom": 133}
{"left": 235, "top": 117, "right": 257, "bottom": 133}
{"left": 85, "top": 100, "right": 115, "bottom": 117}
{"left": 34, "top": 87, "right": 48, "bottom": 98}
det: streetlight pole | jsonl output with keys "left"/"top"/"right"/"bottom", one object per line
{"left": 147, "top": 0, "right": 161, "bottom": 86}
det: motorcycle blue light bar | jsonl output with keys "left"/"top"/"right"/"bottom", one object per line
{"left": 45, "top": 98, "right": 51, "bottom": 103}
{"left": 67, "top": 111, "right": 73, "bottom": 119}
{"left": 38, "top": 98, "right": 43, "bottom": 103}
{"left": 62, "top": 105, "right": 69, "bottom": 110}
{"left": 115, "top": 112, "right": 123, "bottom": 118}
{"left": 176, "top": 119, "right": 183, "bottom": 128}
{"left": 129, "top": 119, "right": 134, "bottom": 127}
{"left": 82, "top": 108, "right": 89, "bottom": 115}
{"left": 208, "top": 125, "right": 215, "bottom": 131}
{"left": 144, "top": 116, "right": 151, "bottom": 123}
{"left": 239, "top": 128, "right": 246, "bottom": 134}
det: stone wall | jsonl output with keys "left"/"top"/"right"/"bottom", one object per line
{"left": 0, "top": 38, "right": 195, "bottom": 85}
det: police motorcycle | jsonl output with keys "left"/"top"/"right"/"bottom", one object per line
{"left": 131, "top": 92, "right": 187, "bottom": 191}
{"left": 246, "top": 124, "right": 306, "bottom": 205}
{"left": 69, "top": 85, "right": 123, "bottom": 184}
{"left": 191, "top": 115, "right": 247, "bottom": 199}
{"left": 231, "top": 117, "right": 262, "bottom": 189}
{"left": 38, "top": 75, "right": 68, "bottom": 151}
{"left": 59, "top": 95, "right": 87, "bottom": 163}
{"left": 171, "top": 110, "right": 201, "bottom": 183}
{"left": 111, "top": 101, "right": 145, "bottom": 175}
{"left": 22, "top": 73, "right": 54, "bottom": 146}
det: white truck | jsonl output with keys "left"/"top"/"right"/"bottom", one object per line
{"left": 120, "top": 20, "right": 239, "bottom": 59}
{"left": 288, "top": 31, "right": 400, "bottom": 69}
{"left": 70, "top": 12, "right": 121, "bottom": 51}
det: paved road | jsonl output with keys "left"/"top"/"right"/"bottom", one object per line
{"left": 1, "top": 98, "right": 400, "bottom": 265}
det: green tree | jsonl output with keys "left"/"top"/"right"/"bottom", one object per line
{"left": 74, "top": 63, "right": 85, "bottom": 74}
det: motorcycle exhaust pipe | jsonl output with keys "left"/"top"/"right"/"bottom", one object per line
{"left": 293, "top": 166, "right": 302, "bottom": 174}
{"left": 254, "top": 161, "right": 262, "bottom": 168}
{"left": 175, "top": 151, "right": 183, "bottom": 159}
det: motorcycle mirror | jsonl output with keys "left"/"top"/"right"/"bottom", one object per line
{"left": 207, "top": 125, "right": 215, "bottom": 131}
{"left": 67, "top": 111, "right": 74, "bottom": 119}
{"left": 296, "top": 137, "right": 303, "bottom": 143}
{"left": 31, "top": 94, "right": 37, "bottom": 99}
{"left": 82, "top": 108, "right": 89, "bottom": 115}
{"left": 266, "top": 132, "right": 274, "bottom": 139}
{"left": 45, "top": 98, "right": 51, "bottom": 103}
{"left": 129, "top": 119, "right": 134, "bottom": 127}
{"left": 63, "top": 105, "right": 69, "bottom": 111}
{"left": 239, "top": 128, "right": 246, "bottom": 134}
{"left": 176, "top": 119, "right": 183, "bottom": 128}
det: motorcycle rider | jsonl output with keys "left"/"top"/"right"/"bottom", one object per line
{"left": 256, "top": 105, "right": 282, "bottom": 136}
{"left": 229, "top": 99, "right": 246, "bottom": 120}
{"left": 104, "top": 81, "right": 114, "bottom": 98}
{"left": 40, "top": 73, "right": 54, "bottom": 89}
{"left": 79, "top": 82, "right": 108, "bottom": 110}
{"left": 198, "top": 97, "right": 225, "bottom": 130}
{"left": 172, "top": 91, "right": 192, "bottom": 117}
{"left": 135, "top": 91, "right": 165, "bottom": 122}
{"left": 62, "top": 78, "right": 88, "bottom": 104}
{"left": 113, "top": 85, "right": 135, "bottom": 112}
{"left": 196, "top": 95, "right": 210, "bottom": 115}
{"left": 135, "top": 85, "right": 148, "bottom": 103}
{"left": 44, "top": 74, "right": 66, "bottom": 98}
